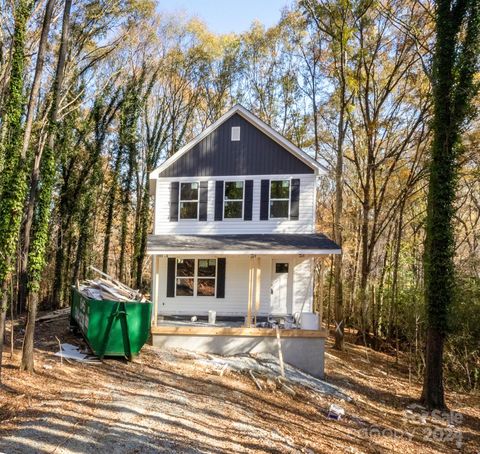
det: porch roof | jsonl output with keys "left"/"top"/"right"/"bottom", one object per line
{"left": 147, "top": 233, "right": 341, "bottom": 255}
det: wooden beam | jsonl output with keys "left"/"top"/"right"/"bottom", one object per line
{"left": 318, "top": 258, "right": 325, "bottom": 329}
{"left": 151, "top": 325, "right": 328, "bottom": 338}
{"left": 246, "top": 257, "right": 253, "bottom": 327}
{"left": 254, "top": 257, "right": 261, "bottom": 325}
{"left": 152, "top": 256, "right": 158, "bottom": 327}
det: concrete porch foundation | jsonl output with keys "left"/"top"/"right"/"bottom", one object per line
{"left": 152, "top": 333, "right": 325, "bottom": 378}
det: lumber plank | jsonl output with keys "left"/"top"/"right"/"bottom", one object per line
{"left": 151, "top": 325, "right": 328, "bottom": 338}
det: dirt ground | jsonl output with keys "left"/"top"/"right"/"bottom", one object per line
{"left": 0, "top": 315, "right": 479, "bottom": 454}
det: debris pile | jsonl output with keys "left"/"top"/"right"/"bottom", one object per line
{"left": 54, "top": 343, "right": 100, "bottom": 363}
{"left": 195, "top": 352, "right": 352, "bottom": 401}
{"left": 77, "top": 266, "right": 147, "bottom": 302}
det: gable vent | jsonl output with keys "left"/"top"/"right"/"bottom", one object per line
{"left": 231, "top": 126, "right": 240, "bottom": 141}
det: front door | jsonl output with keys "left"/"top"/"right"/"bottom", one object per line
{"left": 271, "top": 260, "right": 291, "bottom": 314}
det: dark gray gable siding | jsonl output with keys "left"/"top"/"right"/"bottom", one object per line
{"left": 158, "top": 113, "right": 314, "bottom": 177}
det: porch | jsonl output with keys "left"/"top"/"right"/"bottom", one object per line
{"left": 147, "top": 233, "right": 340, "bottom": 378}
{"left": 151, "top": 321, "right": 328, "bottom": 378}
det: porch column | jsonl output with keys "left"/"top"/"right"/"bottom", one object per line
{"left": 151, "top": 255, "right": 158, "bottom": 327}
{"left": 318, "top": 257, "right": 325, "bottom": 329}
{"left": 254, "top": 256, "right": 261, "bottom": 325}
{"left": 246, "top": 255, "right": 261, "bottom": 327}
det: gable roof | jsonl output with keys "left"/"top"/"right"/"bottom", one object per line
{"left": 149, "top": 104, "right": 326, "bottom": 180}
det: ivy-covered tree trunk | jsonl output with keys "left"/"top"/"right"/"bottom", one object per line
{"left": 21, "top": 0, "right": 72, "bottom": 372}
{"left": 17, "top": 0, "right": 55, "bottom": 314}
{"left": 0, "top": 0, "right": 33, "bottom": 382}
{"left": 421, "top": 0, "right": 480, "bottom": 409}
{"left": 73, "top": 157, "right": 104, "bottom": 284}
{"left": 118, "top": 151, "right": 134, "bottom": 283}
{"left": 133, "top": 180, "right": 151, "bottom": 290}
{"left": 103, "top": 148, "right": 122, "bottom": 273}
{"left": 118, "top": 79, "right": 142, "bottom": 283}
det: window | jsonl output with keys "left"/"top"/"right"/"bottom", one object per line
{"left": 224, "top": 181, "right": 244, "bottom": 219}
{"left": 197, "top": 259, "right": 216, "bottom": 296}
{"left": 175, "top": 259, "right": 195, "bottom": 296}
{"left": 275, "top": 263, "right": 289, "bottom": 273}
{"left": 175, "top": 258, "right": 216, "bottom": 296}
{"left": 179, "top": 182, "right": 199, "bottom": 219}
{"left": 270, "top": 180, "right": 290, "bottom": 218}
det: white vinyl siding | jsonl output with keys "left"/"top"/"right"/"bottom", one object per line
{"left": 154, "top": 255, "right": 312, "bottom": 316}
{"left": 292, "top": 257, "right": 314, "bottom": 314}
{"left": 154, "top": 174, "right": 316, "bottom": 234}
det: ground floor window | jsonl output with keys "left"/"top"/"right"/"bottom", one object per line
{"left": 176, "top": 258, "right": 216, "bottom": 296}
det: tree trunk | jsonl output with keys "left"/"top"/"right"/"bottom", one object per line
{"left": 359, "top": 184, "right": 371, "bottom": 334}
{"left": 118, "top": 187, "right": 131, "bottom": 283}
{"left": 21, "top": 0, "right": 72, "bottom": 372}
{"left": 103, "top": 149, "right": 122, "bottom": 273}
{"left": 421, "top": 0, "right": 479, "bottom": 409}
{"left": 0, "top": 294, "right": 6, "bottom": 383}
{"left": 17, "top": 0, "right": 54, "bottom": 313}
{"left": 421, "top": 327, "right": 446, "bottom": 409}
{"left": 134, "top": 183, "right": 150, "bottom": 289}
{"left": 333, "top": 94, "right": 346, "bottom": 350}
{"left": 19, "top": 293, "right": 38, "bottom": 371}
{"left": 0, "top": 0, "right": 34, "bottom": 381}
{"left": 18, "top": 138, "right": 46, "bottom": 313}
{"left": 21, "top": 0, "right": 54, "bottom": 159}
{"left": 53, "top": 225, "right": 66, "bottom": 306}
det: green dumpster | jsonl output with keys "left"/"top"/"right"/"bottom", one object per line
{"left": 70, "top": 287, "right": 152, "bottom": 360}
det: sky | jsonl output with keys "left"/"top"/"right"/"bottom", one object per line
{"left": 158, "top": 0, "right": 291, "bottom": 34}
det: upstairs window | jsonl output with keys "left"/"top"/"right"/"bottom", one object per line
{"left": 175, "top": 259, "right": 216, "bottom": 297}
{"left": 179, "top": 182, "right": 199, "bottom": 219}
{"left": 270, "top": 180, "right": 290, "bottom": 218}
{"left": 224, "top": 181, "right": 244, "bottom": 219}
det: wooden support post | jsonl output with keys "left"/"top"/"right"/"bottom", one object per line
{"left": 246, "top": 256, "right": 253, "bottom": 327}
{"left": 254, "top": 257, "right": 261, "bottom": 326}
{"left": 275, "top": 326, "right": 285, "bottom": 378}
{"left": 318, "top": 258, "right": 325, "bottom": 329}
{"left": 151, "top": 256, "right": 158, "bottom": 327}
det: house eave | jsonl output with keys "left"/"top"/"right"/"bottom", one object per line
{"left": 146, "top": 249, "right": 341, "bottom": 256}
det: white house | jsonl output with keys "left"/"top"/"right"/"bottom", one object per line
{"left": 147, "top": 104, "right": 340, "bottom": 377}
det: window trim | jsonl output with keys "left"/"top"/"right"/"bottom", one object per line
{"left": 175, "top": 258, "right": 217, "bottom": 297}
{"left": 269, "top": 179, "right": 291, "bottom": 220}
{"left": 223, "top": 180, "right": 245, "bottom": 220}
{"left": 178, "top": 181, "right": 200, "bottom": 221}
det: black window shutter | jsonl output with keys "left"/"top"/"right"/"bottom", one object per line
{"left": 244, "top": 180, "right": 253, "bottom": 220}
{"left": 167, "top": 258, "right": 176, "bottom": 297}
{"left": 260, "top": 179, "right": 269, "bottom": 220}
{"left": 217, "top": 258, "right": 226, "bottom": 298}
{"left": 169, "top": 182, "right": 179, "bottom": 222}
{"left": 290, "top": 179, "right": 300, "bottom": 220}
{"left": 214, "top": 180, "right": 223, "bottom": 221}
{"left": 199, "top": 181, "right": 208, "bottom": 221}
